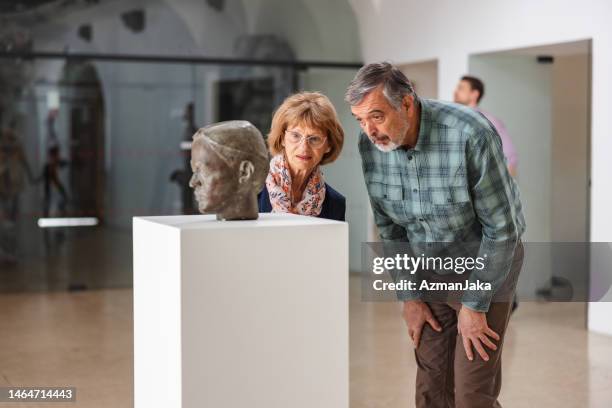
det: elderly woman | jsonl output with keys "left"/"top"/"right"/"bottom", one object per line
{"left": 258, "top": 92, "right": 345, "bottom": 221}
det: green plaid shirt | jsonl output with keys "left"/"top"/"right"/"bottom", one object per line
{"left": 359, "top": 98, "right": 526, "bottom": 312}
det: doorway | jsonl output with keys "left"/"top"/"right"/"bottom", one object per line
{"left": 398, "top": 59, "right": 439, "bottom": 99}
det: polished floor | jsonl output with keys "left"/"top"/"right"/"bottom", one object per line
{"left": 349, "top": 277, "right": 612, "bottom": 408}
{"left": 0, "top": 289, "right": 133, "bottom": 408}
{"left": 0, "top": 278, "right": 610, "bottom": 407}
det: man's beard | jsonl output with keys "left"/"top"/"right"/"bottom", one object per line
{"left": 373, "top": 139, "right": 400, "bottom": 152}
{"left": 371, "top": 126, "right": 407, "bottom": 152}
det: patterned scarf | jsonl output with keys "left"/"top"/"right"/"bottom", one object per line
{"left": 265, "top": 154, "right": 326, "bottom": 216}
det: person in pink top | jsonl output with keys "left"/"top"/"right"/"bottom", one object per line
{"left": 454, "top": 75, "right": 518, "bottom": 177}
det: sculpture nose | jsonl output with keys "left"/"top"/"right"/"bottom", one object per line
{"left": 189, "top": 173, "right": 199, "bottom": 188}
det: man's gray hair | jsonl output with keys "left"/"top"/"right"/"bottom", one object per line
{"left": 345, "top": 62, "right": 417, "bottom": 110}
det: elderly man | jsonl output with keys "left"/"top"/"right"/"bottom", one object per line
{"left": 346, "top": 62, "right": 526, "bottom": 408}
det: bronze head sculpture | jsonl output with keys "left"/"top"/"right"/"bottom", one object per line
{"left": 189, "top": 120, "right": 269, "bottom": 220}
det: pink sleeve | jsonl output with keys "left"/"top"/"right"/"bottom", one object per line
{"left": 480, "top": 111, "right": 518, "bottom": 169}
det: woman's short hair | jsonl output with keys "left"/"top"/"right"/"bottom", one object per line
{"left": 267, "top": 91, "right": 344, "bottom": 165}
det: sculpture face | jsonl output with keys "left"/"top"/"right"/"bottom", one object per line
{"left": 189, "top": 139, "right": 234, "bottom": 213}
{"left": 189, "top": 120, "right": 269, "bottom": 220}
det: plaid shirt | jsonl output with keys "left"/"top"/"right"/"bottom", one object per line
{"left": 359, "top": 98, "right": 526, "bottom": 312}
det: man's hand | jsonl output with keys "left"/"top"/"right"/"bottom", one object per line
{"left": 458, "top": 306, "right": 500, "bottom": 362}
{"left": 402, "top": 300, "right": 442, "bottom": 348}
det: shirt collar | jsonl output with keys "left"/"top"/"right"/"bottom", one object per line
{"left": 413, "top": 97, "right": 431, "bottom": 152}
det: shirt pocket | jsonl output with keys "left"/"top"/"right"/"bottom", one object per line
{"left": 365, "top": 172, "right": 404, "bottom": 201}
{"left": 430, "top": 187, "right": 475, "bottom": 232}
{"left": 365, "top": 172, "right": 410, "bottom": 226}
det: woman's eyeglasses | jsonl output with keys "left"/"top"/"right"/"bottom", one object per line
{"left": 284, "top": 130, "right": 327, "bottom": 148}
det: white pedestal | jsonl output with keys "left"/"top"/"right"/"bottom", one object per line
{"left": 133, "top": 213, "right": 348, "bottom": 408}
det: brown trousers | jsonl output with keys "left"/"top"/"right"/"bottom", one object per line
{"left": 414, "top": 242, "right": 524, "bottom": 408}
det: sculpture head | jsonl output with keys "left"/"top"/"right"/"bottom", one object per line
{"left": 189, "top": 120, "right": 269, "bottom": 220}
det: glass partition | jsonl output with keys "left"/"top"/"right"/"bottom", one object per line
{"left": 0, "top": 56, "right": 357, "bottom": 292}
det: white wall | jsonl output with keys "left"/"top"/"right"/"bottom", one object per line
{"left": 241, "top": 0, "right": 361, "bottom": 62}
{"left": 348, "top": 0, "right": 612, "bottom": 334}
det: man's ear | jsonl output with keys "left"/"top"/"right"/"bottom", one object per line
{"left": 402, "top": 94, "right": 414, "bottom": 112}
{"left": 238, "top": 160, "right": 255, "bottom": 184}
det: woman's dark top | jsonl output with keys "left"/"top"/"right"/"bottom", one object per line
{"left": 258, "top": 183, "right": 346, "bottom": 221}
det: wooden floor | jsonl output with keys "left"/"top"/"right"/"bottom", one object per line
{"left": 0, "top": 278, "right": 610, "bottom": 407}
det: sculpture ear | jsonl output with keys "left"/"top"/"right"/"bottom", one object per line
{"left": 238, "top": 160, "right": 255, "bottom": 184}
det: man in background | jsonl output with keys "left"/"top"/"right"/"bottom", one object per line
{"left": 454, "top": 75, "right": 518, "bottom": 177}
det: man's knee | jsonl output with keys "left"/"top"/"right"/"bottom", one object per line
{"left": 453, "top": 344, "right": 503, "bottom": 407}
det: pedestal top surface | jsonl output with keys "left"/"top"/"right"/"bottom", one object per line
{"left": 134, "top": 213, "right": 345, "bottom": 230}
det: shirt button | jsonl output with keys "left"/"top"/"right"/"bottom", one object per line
{"left": 418, "top": 218, "right": 424, "bottom": 222}
{"left": 413, "top": 189, "right": 418, "bottom": 193}
{"left": 408, "top": 156, "right": 413, "bottom": 161}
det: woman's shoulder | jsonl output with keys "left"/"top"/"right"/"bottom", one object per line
{"left": 258, "top": 185, "right": 272, "bottom": 212}
{"left": 322, "top": 183, "right": 346, "bottom": 221}
{"left": 324, "top": 183, "right": 346, "bottom": 203}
